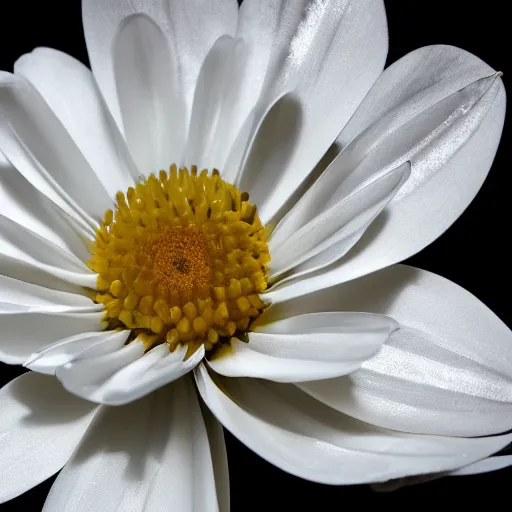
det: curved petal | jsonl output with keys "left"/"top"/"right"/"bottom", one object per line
{"left": 268, "top": 161, "right": 409, "bottom": 281}
{"left": 0, "top": 72, "right": 112, "bottom": 226}
{"left": 185, "top": 35, "right": 248, "bottom": 170}
{"left": 208, "top": 312, "right": 397, "bottom": 382}
{"left": 0, "top": 155, "right": 90, "bottom": 261}
{"left": 24, "top": 330, "right": 130, "bottom": 375}
{"left": 200, "top": 403, "right": 230, "bottom": 512}
{"left": 44, "top": 376, "right": 224, "bottom": 511}
{"left": 265, "top": 46, "right": 506, "bottom": 303}
{"left": 0, "top": 274, "right": 93, "bottom": 308}
{"left": 0, "top": 372, "right": 98, "bottom": 504}
{"left": 196, "top": 366, "right": 512, "bottom": 484}
{"left": 113, "top": 14, "right": 185, "bottom": 174}
{"left": 370, "top": 474, "right": 444, "bottom": 492}
{"left": 221, "top": 90, "right": 289, "bottom": 185}
{"left": 294, "top": 265, "right": 512, "bottom": 437}
{"left": 14, "top": 48, "right": 138, "bottom": 196}
{"left": 0, "top": 212, "right": 97, "bottom": 292}
{"left": 0, "top": 306, "right": 104, "bottom": 365}
{"left": 450, "top": 455, "right": 512, "bottom": 476}
{"left": 57, "top": 341, "right": 205, "bottom": 405}
{"left": 82, "top": 0, "right": 238, "bottom": 130}
{"left": 235, "top": 0, "right": 388, "bottom": 224}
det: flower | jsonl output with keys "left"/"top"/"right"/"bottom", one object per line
{"left": 1, "top": 0, "right": 511, "bottom": 508}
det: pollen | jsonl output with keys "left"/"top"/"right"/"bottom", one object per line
{"left": 89, "top": 165, "right": 270, "bottom": 354}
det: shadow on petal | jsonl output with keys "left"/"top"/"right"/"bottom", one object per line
{"left": 8, "top": 372, "right": 96, "bottom": 426}
{"left": 239, "top": 95, "right": 302, "bottom": 224}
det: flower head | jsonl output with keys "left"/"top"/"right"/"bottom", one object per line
{"left": 1, "top": 0, "right": 511, "bottom": 509}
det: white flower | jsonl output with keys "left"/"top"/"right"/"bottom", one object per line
{"left": 1, "top": 0, "right": 511, "bottom": 509}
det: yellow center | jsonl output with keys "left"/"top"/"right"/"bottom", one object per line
{"left": 89, "top": 165, "right": 270, "bottom": 354}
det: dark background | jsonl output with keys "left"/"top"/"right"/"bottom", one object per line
{"left": 0, "top": 0, "right": 510, "bottom": 509}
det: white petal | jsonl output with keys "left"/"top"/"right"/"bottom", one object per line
{"left": 185, "top": 35, "right": 248, "bottom": 170}
{"left": 25, "top": 330, "right": 130, "bottom": 375}
{"left": 450, "top": 455, "right": 512, "bottom": 476}
{"left": 221, "top": 90, "right": 289, "bottom": 185}
{"left": 200, "top": 403, "right": 230, "bottom": 512}
{"left": 57, "top": 341, "right": 205, "bottom": 405}
{"left": 0, "top": 372, "right": 98, "bottom": 504}
{"left": 265, "top": 46, "right": 505, "bottom": 302}
{"left": 268, "top": 161, "right": 409, "bottom": 280}
{"left": 0, "top": 212, "right": 97, "bottom": 292}
{"left": 338, "top": 45, "right": 498, "bottom": 148}
{"left": 208, "top": 312, "right": 397, "bottom": 382}
{"left": 196, "top": 366, "right": 512, "bottom": 484}
{"left": 82, "top": 0, "right": 238, "bottom": 130}
{"left": 44, "top": 376, "right": 223, "bottom": 511}
{"left": 235, "top": 0, "right": 388, "bottom": 224}
{"left": 0, "top": 155, "right": 90, "bottom": 261}
{"left": 370, "top": 474, "right": 444, "bottom": 492}
{"left": 295, "top": 265, "right": 512, "bottom": 437}
{"left": 113, "top": 14, "right": 185, "bottom": 174}
{"left": 15, "top": 48, "right": 138, "bottom": 197}
{"left": 0, "top": 274, "right": 92, "bottom": 308}
{"left": 0, "top": 72, "right": 112, "bottom": 226}
{"left": 0, "top": 306, "right": 104, "bottom": 365}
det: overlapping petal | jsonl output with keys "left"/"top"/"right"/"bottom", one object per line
{"left": 268, "top": 161, "right": 409, "bottom": 281}
{"left": 265, "top": 45, "right": 506, "bottom": 303}
{"left": 185, "top": 35, "right": 248, "bottom": 170}
{"left": 208, "top": 312, "right": 397, "bottom": 382}
{"left": 0, "top": 72, "right": 112, "bottom": 226}
{"left": 450, "top": 456, "right": 512, "bottom": 476}
{"left": 0, "top": 155, "right": 90, "bottom": 261}
{"left": 0, "top": 372, "right": 98, "bottom": 504}
{"left": 25, "top": 330, "right": 130, "bottom": 375}
{"left": 112, "top": 14, "right": 186, "bottom": 174}
{"left": 283, "top": 265, "right": 512, "bottom": 437}
{"left": 43, "top": 376, "right": 226, "bottom": 511}
{"left": 0, "top": 274, "right": 103, "bottom": 364}
{"left": 15, "top": 48, "right": 138, "bottom": 196}
{"left": 231, "top": 0, "right": 388, "bottom": 222}
{"left": 196, "top": 366, "right": 512, "bottom": 484}
{"left": 56, "top": 341, "right": 205, "bottom": 405}
{"left": 82, "top": 0, "right": 238, "bottom": 133}
{"left": 0, "top": 2, "right": 508, "bottom": 507}
{"left": 0, "top": 211, "right": 97, "bottom": 293}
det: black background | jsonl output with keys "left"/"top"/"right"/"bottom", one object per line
{"left": 0, "top": 0, "right": 511, "bottom": 509}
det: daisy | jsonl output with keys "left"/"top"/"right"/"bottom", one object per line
{"left": 1, "top": 0, "right": 511, "bottom": 509}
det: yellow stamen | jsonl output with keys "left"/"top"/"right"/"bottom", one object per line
{"left": 89, "top": 165, "right": 269, "bottom": 353}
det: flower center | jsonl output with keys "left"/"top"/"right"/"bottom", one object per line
{"left": 89, "top": 165, "right": 269, "bottom": 354}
